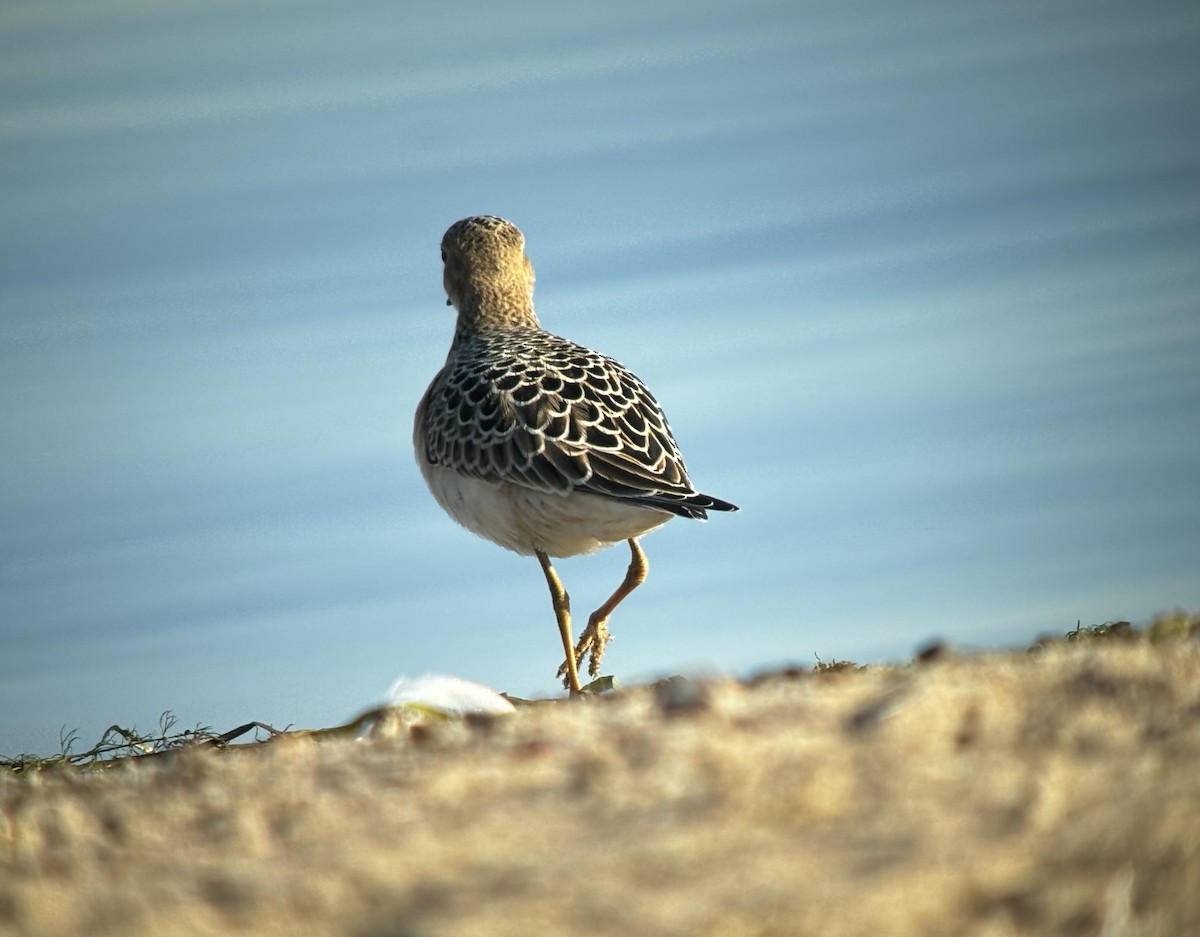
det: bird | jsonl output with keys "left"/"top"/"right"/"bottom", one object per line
{"left": 413, "top": 215, "right": 737, "bottom": 694}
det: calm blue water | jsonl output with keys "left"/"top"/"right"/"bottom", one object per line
{"left": 3, "top": 0, "right": 1199, "bottom": 755}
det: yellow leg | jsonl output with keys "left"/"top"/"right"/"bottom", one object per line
{"left": 537, "top": 550, "right": 581, "bottom": 694}
{"left": 572, "top": 538, "right": 649, "bottom": 679}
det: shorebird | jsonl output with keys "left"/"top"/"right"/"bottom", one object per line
{"left": 414, "top": 215, "right": 737, "bottom": 694}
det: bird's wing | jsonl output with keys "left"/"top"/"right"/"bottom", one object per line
{"left": 419, "top": 332, "right": 710, "bottom": 516}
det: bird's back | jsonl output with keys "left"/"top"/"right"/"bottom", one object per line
{"left": 417, "top": 327, "right": 737, "bottom": 520}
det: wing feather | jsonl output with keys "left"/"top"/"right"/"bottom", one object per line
{"left": 420, "top": 329, "right": 735, "bottom": 516}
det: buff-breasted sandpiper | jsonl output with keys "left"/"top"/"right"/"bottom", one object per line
{"left": 414, "top": 215, "right": 737, "bottom": 694}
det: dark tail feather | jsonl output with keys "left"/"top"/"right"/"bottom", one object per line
{"left": 695, "top": 493, "right": 738, "bottom": 513}
{"left": 630, "top": 490, "right": 739, "bottom": 520}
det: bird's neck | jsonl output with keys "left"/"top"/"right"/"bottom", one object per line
{"left": 453, "top": 283, "right": 540, "bottom": 340}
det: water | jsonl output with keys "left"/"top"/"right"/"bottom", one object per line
{"left": 2, "top": 0, "right": 1199, "bottom": 756}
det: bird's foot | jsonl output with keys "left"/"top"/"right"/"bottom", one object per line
{"left": 579, "top": 614, "right": 612, "bottom": 678}
{"left": 556, "top": 614, "right": 612, "bottom": 686}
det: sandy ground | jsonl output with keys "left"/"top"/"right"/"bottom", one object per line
{"left": 3, "top": 635, "right": 1200, "bottom": 937}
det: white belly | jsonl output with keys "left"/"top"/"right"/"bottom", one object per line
{"left": 419, "top": 461, "right": 671, "bottom": 558}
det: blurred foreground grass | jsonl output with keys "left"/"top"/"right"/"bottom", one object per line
{"left": 2, "top": 610, "right": 1198, "bottom": 936}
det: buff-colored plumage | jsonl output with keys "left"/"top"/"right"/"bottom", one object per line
{"left": 414, "top": 215, "right": 736, "bottom": 692}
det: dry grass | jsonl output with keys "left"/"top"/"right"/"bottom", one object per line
{"left": 3, "top": 614, "right": 1199, "bottom": 936}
